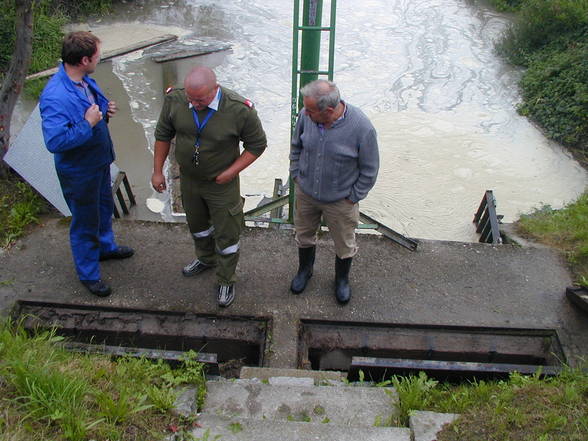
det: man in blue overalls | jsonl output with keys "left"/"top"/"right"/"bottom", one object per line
{"left": 40, "top": 31, "right": 134, "bottom": 297}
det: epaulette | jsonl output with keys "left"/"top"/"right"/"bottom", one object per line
{"left": 243, "top": 99, "right": 254, "bottom": 108}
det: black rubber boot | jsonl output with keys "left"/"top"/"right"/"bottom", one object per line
{"left": 335, "top": 256, "right": 352, "bottom": 304}
{"left": 290, "top": 246, "right": 316, "bottom": 294}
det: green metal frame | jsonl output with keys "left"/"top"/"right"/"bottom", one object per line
{"left": 243, "top": 0, "right": 418, "bottom": 251}
{"left": 246, "top": 0, "right": 336, "bottom": 224}
{"left": 289, "top": 0, "right": 337, "bottom": 223}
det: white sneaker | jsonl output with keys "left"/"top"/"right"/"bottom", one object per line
{"left": 217, "top": 284, "right": 235, "bottom": 307}
{"left": 182, "top": 259, "right": 214, "bottom": 277}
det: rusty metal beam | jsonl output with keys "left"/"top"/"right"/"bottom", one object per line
{"left": 63, "top": 342, "right": 220, "bottom": 375}
{"left": 350, "top": 356, "right": 561, "bottom": 378}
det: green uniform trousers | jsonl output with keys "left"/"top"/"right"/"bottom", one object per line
{"left": 181, "top": 177, "right": 244, "bottom": 285}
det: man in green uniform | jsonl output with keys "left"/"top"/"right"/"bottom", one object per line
{"left": 152, "top": 67, "right": 267, "bottom": 307}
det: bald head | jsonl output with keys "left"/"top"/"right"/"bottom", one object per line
{"left": 184, "top": 66, "right": 219, "bottom": 110}
{"left": 185, "top": 66, "right": 217, "bottom": 90}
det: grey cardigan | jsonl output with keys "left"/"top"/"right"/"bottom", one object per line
{"left": 289, "top": 103, "right": 379, "bottom": 203}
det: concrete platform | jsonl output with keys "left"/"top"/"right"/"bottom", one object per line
{"left": 0, "top": 217, "right": 587, "bottom": 367}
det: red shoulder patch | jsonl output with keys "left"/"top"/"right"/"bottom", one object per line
{"left": 244, "top": 99, "right": 254, "bottom": 108}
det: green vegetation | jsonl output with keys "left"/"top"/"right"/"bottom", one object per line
{"left": 516, "top": 192, "right": 588, "bottom": 282}
{"left": 0, "top": 320, "right": 207, "bottom": 441}
{"left": 0, "top": 177, "right": 46, "bottom": 248}
{"left": 0, "top": 0, "right": 113, "bottom": 92}
{"left": 388, "top": 368, "right": 588, "bottom": 441}
{"left": 494, "top": 0, "right": 588, "bottom": 157}
{"left": 1, "top": 0, "right": 115, "bottom": 248}
{"left": 228, "top": 422, "right": 243, "bottom": 433}
{"left": 488, "top": 0, "right": 524, "bottom": 12}
{"left": 390, "top": 371, "right": 438, "bottom": 426}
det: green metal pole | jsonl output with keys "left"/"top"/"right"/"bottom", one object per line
{"left": 300, "top": 0, "right": 323, "bottom": 100}
{"left": 289, "top": 0, "right": 324, "bottom": 223}
{"left": 289, "top": 1, "right": 301, "bottom": 223}
{"left": 328, "top": 0, "right": 337, "bottom": 81}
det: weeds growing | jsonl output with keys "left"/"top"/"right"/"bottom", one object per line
{"left": 516, "top": 192, "right": 588, "bottom": 282}
{"left": 383, "top": 367, "right": 588, "bottom": 441}
{"left": 0, "top": 320, "right": 208, "bottom": 441}
{"left": 0, "top": 179, "right": 45, "bottom": 248}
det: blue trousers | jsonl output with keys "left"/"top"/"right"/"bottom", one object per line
{"left": 57, "top": 165, "right": 118, "bottom": 281}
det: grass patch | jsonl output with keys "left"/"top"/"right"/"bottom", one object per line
{"left": 0, "top": 176, "right": 46, "bottom": 248}
{"left": 386, "top": 368, "right": 588, "bottom": 441}
{"left": 0, "top": 319, "right": 208, "bottom": 441}
{"left": 515, "top": 192, "right": 588, "bottom": 282}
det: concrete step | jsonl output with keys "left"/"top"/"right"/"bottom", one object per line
{"left": 410, "top": 410, "right": 459, "bottom": 441}
{"left": 190, "top": 414, "right": 411, "bottom": 441}
{"left": 240, "top": 366, "right": 346, "bottom": 384}
{"left": 202, "top": 380, "right": 398, "bottom": 427}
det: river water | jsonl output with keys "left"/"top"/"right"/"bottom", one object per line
{"left": 13, "top": 0, "right": 588, "bottom": 241}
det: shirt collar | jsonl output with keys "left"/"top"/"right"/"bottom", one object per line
{"left": 188, "top": 86, "right": 221, "bottom": 111}
{"left": 318, "top": 101, "right": 346, "bottom": 130}
{"left": 208, "top": 86, "right": 221, "bottom": 111}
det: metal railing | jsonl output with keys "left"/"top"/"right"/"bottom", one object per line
{"left": 111, "top": 170, "right": 136, "bottom": 218}
{"left": 473, "top": 190, "right": 503, "bottom": 244}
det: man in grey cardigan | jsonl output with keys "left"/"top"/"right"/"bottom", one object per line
{"left": 289, "top": 79, "right": 379, "bottom": 304}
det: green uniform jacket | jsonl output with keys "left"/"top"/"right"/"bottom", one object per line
{"left": 155, "top": 86, "right": 267, "bottom": 181}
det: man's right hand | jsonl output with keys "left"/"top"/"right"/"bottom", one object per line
{"left": 85, "top": 104, "right": 102, "bottom": 127}
{"left": 152, "top": 172, "right": 166, "bottom": 193}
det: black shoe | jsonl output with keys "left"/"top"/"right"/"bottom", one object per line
{"left": 217, "top": 284, "right": 235, "bottom": 307}
{"left": 182, "top": 259, "right": 214, "bottom": 277}
{"left": 335, "top": 256, "right": 352, "bottom": 304}
{"left": 290, "top": 246, "right": 316, "bottom": 294}
{"left": 99, "top": 246, "right": 135, "bottom": 261}
{"left": 81, "top": 280, "right": 112, "bottom": 297}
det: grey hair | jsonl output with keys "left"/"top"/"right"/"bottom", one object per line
{"left": 300, "top": 79, "right": 340, "bottom": 111}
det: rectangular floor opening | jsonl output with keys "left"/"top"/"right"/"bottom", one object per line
{"left": 14, "top": 301, "right": 270, "bottom": 376}
{"left": 299, "top": 320, "right": 565, "bottom": 381}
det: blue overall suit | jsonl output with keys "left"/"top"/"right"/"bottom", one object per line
{"left": 40, "top": 63, "right": 118, "bottom": 282}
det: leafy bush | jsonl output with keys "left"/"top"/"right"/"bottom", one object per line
{"left": 497, "top": 0, "right": 588, "bottom": 66}
{"left": 518, "top": 33, "right": 588, "bottom": 148}
{"left": 0, "top": 0, "right": 113, "bottom": 76}
{"left": 494, "top": 0, "right": 588, "bottom": 153}
{"left": 28, "top": 9, "right": 66, "bottom": 74}
{"left": 488, "top": 0, "right": 524, "bottom": 12}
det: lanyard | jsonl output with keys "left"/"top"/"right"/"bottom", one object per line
{"left": 192, "top": 107, "right": 216, "bottom": 147}
{"left": 191, "top": 107, "right": 217, "bottom": 166}
{"left": 190, "top": 89, "right": 221, "bottom": 166}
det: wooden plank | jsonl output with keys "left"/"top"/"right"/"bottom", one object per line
{"left": 26, "top": 34, "right": 178, "bottom": 81}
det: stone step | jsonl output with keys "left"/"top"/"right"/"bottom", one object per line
{"left": 239, "top": 366, "right": 346, "bottom": 385}
{"left": 202, "top": 380, "right": 398, "bottom": 427}
{"left": 410, "top": 410, "right": 459, "bottom": 441}
{"left": 190, "top": 414, "right": 411, "bottom": 441}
